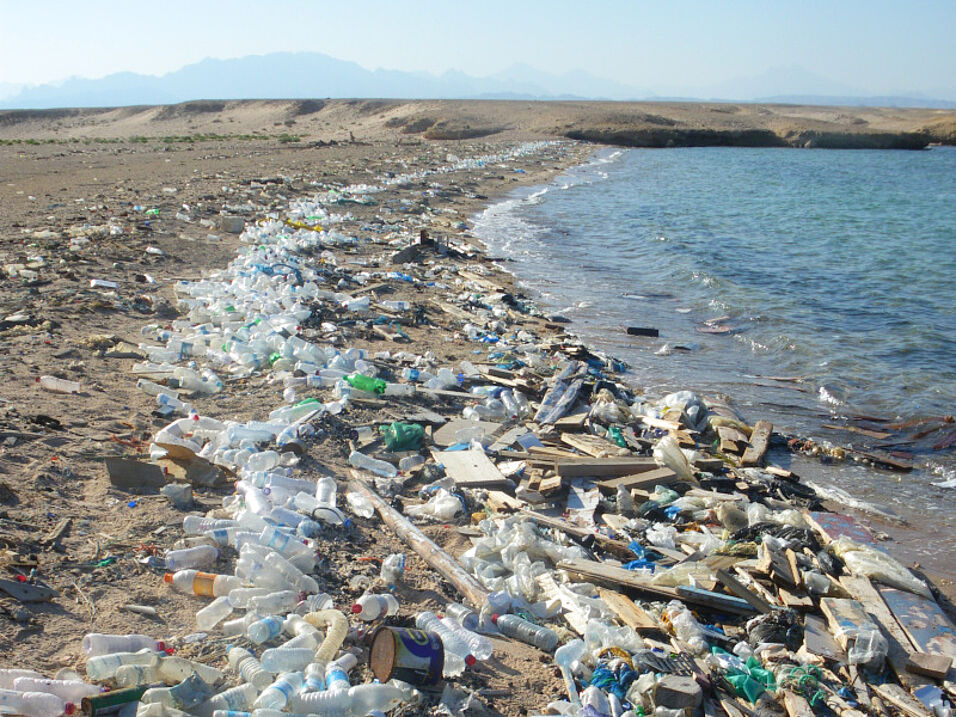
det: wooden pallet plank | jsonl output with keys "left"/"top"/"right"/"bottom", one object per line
{"left": 740, "top": 420, "right": 773, "bottom": 467}
{"left": 430, "top": 448, "right": 510, "bottom": 488}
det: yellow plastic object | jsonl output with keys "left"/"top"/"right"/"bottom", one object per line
{"left": 304, "top": 609, "right": 348, "bottom": 663}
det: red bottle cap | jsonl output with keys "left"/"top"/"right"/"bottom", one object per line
{"left": 465, "top": 654, "right": 477, "bottom": 666}
{"left": 64, "top": 703, "right": 76, "bottom": 715}
{"left": 350, "top": 604, "right": 362, "bottom": 614}
{"left": 490, "top": 613, "right": 500, "bottom": 624}
{"left": 162, "top": 573, "right": 173, "bottom": 583}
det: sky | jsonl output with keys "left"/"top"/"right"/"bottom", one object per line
{"left": 2, "top": 0, "right": 955, "bottom": 97}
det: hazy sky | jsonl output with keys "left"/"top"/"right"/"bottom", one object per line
{"left": 3, "top": 0, "right": 954, "bottom": 96}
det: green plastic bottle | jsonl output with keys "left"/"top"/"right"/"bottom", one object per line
{"left": 607, "top": 426, "right": 626, "bottom": 448}
{"left": 344, "top": 373, "right": 386, "bottom": 395}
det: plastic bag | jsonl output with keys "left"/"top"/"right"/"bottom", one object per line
{"left": 847, "top": 628, "right": 888, "bottom": 670}
{"left": 661, "top": 600, "right": 709, "bottom": 654}
{"left": 652, "top": 436, "right": 696, "bottom": 482}
{"left": 646, "top": 523, "right": 677, "bottom": 549}
{"left": 829, "top": 537, "right": 932, "bottom": 598}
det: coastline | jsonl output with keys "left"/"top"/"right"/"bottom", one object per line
{"left": 1, "top": 129, "right": 952, "bottom": 713}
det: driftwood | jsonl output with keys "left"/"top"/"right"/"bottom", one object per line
{"left": 348, "top": 472, "right": 489, "bottom": 609}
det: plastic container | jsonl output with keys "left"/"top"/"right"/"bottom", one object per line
{"left": 164, "top": 545, "right": 219, "bottom": 571}
{"left": 351, "top": 594, "right": 399, "bottom": 621}
{"left": 345, "top": 490, "right": 375, "bottom": 518}
{"left": 81, "top": 634, "right": 165, "bottom": 658}
{"left": 38, "top": 375, "right": 81, "bottom": 395}
{"left": 164, "top": 570, "right": 242, "bottom": 597}
{"left": 198, "top": 682, "right": 257, "bottom": 713}
{"left": 248, "top": 615, "right": 285, "bottom": 644}
{"left": 0, "top": 669, "right": 44, "bottom": 690}
{"left": 0, "top": 689, "right": 74, "bottom": 716}
{"left": 380, "top": 553, "right": 405, "bottom": 586}
{"left": 445, "top": 602, "right": 479, "bottom": 631}
{"left": 491, "top": 614, "right": 558, "bottom": 651}
{"left": 249, "top": 590, "right": 299, "bottom": 615}
{"left": 439, "top": 616, "right": 493, "bottom": 660}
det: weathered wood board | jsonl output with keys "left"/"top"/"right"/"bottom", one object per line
{"left": 807, "top": 511, "right": 876, "bottom": 545}
{"left": 430, "top": 448, "right": 510, "bottom": 488}
{"left": 878, "top": 586, "right": 956, "bottom": 658}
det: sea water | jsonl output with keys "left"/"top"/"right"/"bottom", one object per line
{"left": 474, "top": 145, "right": 956, "bottom": 579}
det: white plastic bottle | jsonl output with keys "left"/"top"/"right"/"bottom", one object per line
{"left": 85, "top": 649, "right": 161, "bottom": 680}
{"left": 0, "top": 689, "right": 73, "bottom": 717}
{"left": 350, "top": 594, "right": 399, "bottom": 621}
{"left": 249, "top": 590, "right": 299, "bottom": 615}
{"left": 314, "top": 475, "right": 337, "bottom": 507}
{"left": 439, "top": 616, "right": 493, "bottom": 660}
{"left": 253, "top": 672, "right": 305, "bottom": 711}
{"left": 12, "top": 677, "right": 100, "bottom": 703}
{"left": 227, "top": 647, "right": 274, "bottom": 691}
{"left": 164, "top": 545, "right": 219, "bottom": 570}
{"left": 0, "top": 669, "right": 44, "bottom": 690}
{"left": 345, "top": 490, "right": 375, "bottom": 518}
{"left": 196, "top": 595, "right": 233, "bottom": 630}
{"left": 164, "top": 570, "right": 243, "bottom": 597}
{"left": 260, "top": 647, "right": 314, "bottom": 673}
{"left": 248, "top": 615, "right": 285, "bottom": 644}
{"left": 348, "top": 450, "right": 397, "bottom": 478}
{"left": 197, "top": 682, "right": 258, "bottom": 714}
{"left": 81, "top": 633, "right": 165, "bottom": 657}
{"left": 415, "top": 611, "right": 476, "bottom": 667}
{"left": 445, "top": 602, "right": 479, "bottom": 631}
{"left": 492, "top": 613, "right": 558, "bottom": 651}
{"left": 183, "top": 516, "right": 238, "bottom": 535}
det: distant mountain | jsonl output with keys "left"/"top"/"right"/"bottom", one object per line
{"left": 3, "top": 54, "right": 953, "bottom": 110}
{"left": 0, "top": 52, "right": 646, "bottom": 109}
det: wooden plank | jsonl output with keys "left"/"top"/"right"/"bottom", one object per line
{"left": 638, "top": 416, "right": 683, "bottom": 432}
{"left": 537, "top": 573, "right": 587, "bottom": 634}
{"left": 783, "top": 691, "right": 815, "bottom": 717}
{"left": 597, "top": 587, "right": 659, "bottom": 632}
{"left": 785, "top": 549, "right": 803, "bottom": 589}
{"left": 906, "top": 653, "right": 953, "bottom": 680}
{"left": 803, "top": 614, "right": 846, "bottom": 662}
{"left": 554, "top": 412, "right": 589, "bottom": 430}
{"left": 560, "top": 432, "right": 630, "bottom": 458}
{"left": 807, "top": 511, "right": 876, "bottom": 545}
{"left": 555, "top": 457, "right": 659, "bottom": 478}
{"left": 716, "top": 425, "right": 749, "bottom": 454}
{"left": 596, "top": 467, "right": 678, "bottom": 493}
{"left": 528, "top": 445, "right": 581, "bottom": 459}
{"left": 488, "top": 425, "right": 529, "bottom": 452}
{"left": 732, "top": 567, "right": 780, "bottom": 607}
{"left": 430, "top": 448, "right": 510, "bottom": 488}
{"left": 520, "top": 510, "right": 633, "bottom": 559}
{"left": 740, "top": 420, "right": 773, "bottom": 467}
{"left": 840, "top": 575, "right": 931, "bottom": 690}
{"left": 558, "top": 559, "right": 755, "bottom": 615}
{"left": 871, "top": 684, "right": 934, "bottom": 717}
{"left": 878, "top": 586, "right": 956, "bottom": 658}
{"left": 715, "top": 568, "right": 774, "bottom": 614}
{"left": 778, "top": 587, "right": 814, "bottom": 609}
{"left": 819, "top": 598, "right": 878, "bottom": 649}
{"left": 485, "top": 490, "right": 523, "bottom": 512}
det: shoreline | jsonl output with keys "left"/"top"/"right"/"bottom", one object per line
{"left": 1, "top": 134, "right": 953, "bottom": 714}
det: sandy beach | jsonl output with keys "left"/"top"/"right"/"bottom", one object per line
{"left": 1, "top": 101, "right": 953, "bottom": 715}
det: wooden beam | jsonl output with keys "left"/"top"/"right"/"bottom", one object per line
{"left": 597, "top": 588, "right": 659, "bottom": 632}
{"left": 555, "top": 457, "right": 659, "bottom": 478}
{"left": 430, "top": 448, "right": 510, "bottom": 488}
{"left": 740, "top": 420, "right": 773, "bottom": 467}
{"left": 596, "top": 467, "right": 678, "bottom": 493}
{"left": 715, "top": 568, "right": 774, "bottom": 614}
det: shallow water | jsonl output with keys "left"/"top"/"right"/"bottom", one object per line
{"left": 474, "top": 145, "right": 956, "bottom": 581}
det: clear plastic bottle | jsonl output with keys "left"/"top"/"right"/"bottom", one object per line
{"left": 398, "top": 454, "right": 426, "bottom": 472}
{"left": 85, "top": 649, "right": 161, "bottom": 680}
{"left": 183, "top": 516, "right": 238, "bottom": 535}
{"left": 11, "top": 677, "right": 100, "bottom": 703}
{"left": 439, "top": 616, "right": 493, "bottom": 660}
{"left": 445, "top": 602, "right": 479, "bottom": 631}
{"left": 227, "top": 647, "right": 274, "bottom": 691}
{"left": 293, "top": 492, "right": 349, "bottom": 527}
{"left": 303, "top": 662, "right": 325, "bottom": 692}
{"left": 81, "top": 633, "right": 165, "bottom": 657}
{"left": 492, "top": 614, "right": 558, "bottom": 651}
{"left": 0, "top": 689, "right": 73, "bottom": 717}
{"left": 380, "top": 553, "right": 404, "bottom": 586}
{"left": 249, "top": 590, "right": 300, "bottom": 615}
{"left": 199, "top": 682, "right": 258, "bottom": 714}
{"left": 165, "top": 545, "right": 220, "bottom": 571}
{"left": 0, "top": 669, "right": 44, "bottom": 690}
{"left": 113, "top": 664, "right": 161, "bottom": 688}
{"left": 196, "top": 595, "right": 233, "bottom": 630}
{"left": 38, "top": 375, "right": 82, "bottom": 394}
{"left": 350, "top": 594, "right": 399, "bottom": 621}
{"left": 164, "top": 570, "right": 243, "bottom": 597}
{"left": 248, "top": 615, "right": 285, "bottom": 644}
{"left": 221, "top": 611, "right": 260, "bottom": 637}
{"left": 347, "top": 683, "right": 405, "bottom": 715}
{"left": 292, "top": 687, "right": 350, "bottom": 715}
{"left": 258, "top": 525, "right": 313, "bottom": 560}
{"left": 227, "top": 586, "right": 273, "bottom": 608}
{"left": 324, "top": 657, "right": 352, "bottom": 693}
{"left": 414, "top": 611, "right": 476, "bottom": 666}
{"left": 345, "top": 490, "right": 375, "bottom": 518}
{"left": 158, "top": 657, "right": 222, "bottom": 686}
{"left": 253, "top": 672, "right": 305, "bottom": 711}
{"left": 260, "top": 647, "right": 314, "bottom": 673}
{"left": 348, "top": 450, "right": 397, "bottom": 478}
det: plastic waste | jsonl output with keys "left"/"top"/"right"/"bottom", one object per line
{"left": 227, "top": 647, "right": 274, "bottom": 691}
{"left": 440, "top": 616, "right": 493, "bottom": 660}
{"left": 380, "top": 553, "right": 405, "bottom": 586}
{"left": 11, "top": 677, "right": 100, "bottom": 704}
{"left": 85, "top": 649, "right": 162, "bottom": 681}
{"left": 351, "top": 593, "right": 399, "bottom": 621}
{"left": 254, "top": 671, "right": 305, "bottom": 710}
{"left": 345, "top": 490, "right": 375, "bottom": 518}
{"left": 491, "top": 613, "right": 558, "bottom": 651}
{"left": 0, "top": 689, "right": 74, "bottom": 716}
{"left": 81, "top": 633, "right": 165, "bottom": 657}
{"left": 380, "top": 422, "right": 423, "bottom": 451}
{"left": 348, "top": 450, "right": 397, "bottom": 478}
{"left": 405, "top": 488, "right": 461, "bottom": 520}
{"left": 165, "top": 545, "right": 220, "bottom": 571}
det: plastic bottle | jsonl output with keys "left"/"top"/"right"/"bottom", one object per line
{"left": 249, "top": 590, "right": 300, "bottom": 615}
{"left": 405, "top": 488, "right": 461, "bottom": 520}
{"left": 350, "top": 594, "right": 399, "bottom": 621}
{"left": 445, "top": 602, "right": 479, "bottom": 631}
{"left": 165, "top": 545, "right": 219, "bottom": 571}
{"left": 11, "top": 677, "right": 100, "bottom": 703}
{"left": 183, "top": 516, "right": 238, "bottom": 535}
{"left": 415, "top": 611, "right": 476, "bottom": 666}
{"left": 314, "top": 476, "right": 337, "bottom": 507}
{"left": 164, "top": 570, "right": 243, "bottom": 597}
{"left": 439, "top": 616, "right": 493, "bottom": 660}
{"left": 81, "top": 633, "right": 165, "bottom": 657}
{"left": 0, "top": 689, "right": 74, "bottom": 716}
{"left": 348, "top": 450, "right": 397, "bottom": 478}
{"left": 260, "top": 647, "right": 314, "bottom": 673}
{"left": 492, "top": 614, "right": 558, "bottom": 651}
{"left": 346, "top": 683, "right": 405, "bottom": 715}
{"left": 303, "top": 662, "right": 325, "bottom": 692}
{"left": 0, "top": 669, "right": 44, "bottom": 690}
{"left": 345, "top": 490, "right": 375, "bottom": 518}
{"left": 398, "top": 454, "right": 426, "bottom": 473}
{"left": 140, "top": 673, "right": 211, "bottom": 711}
{"left": 157, "top": 657, "right": 222, "bottom": 686}
{"left": 221, "top": 612, "right": 259, "bottom": 637}
{"left": 227, "top": 586, "right": 272, "bottom": 608}
{"left": 344, "top": 373, "right": 385, "bottom": 395}
{"left": 246, "top": 450, "right": 281, "bottom": 472}
{"left": 113, "top": 664, "right": 161, "bottom": 688}
{"left": 85, "top": 649, "right": 162, "bottom": 681}
{"left": 38, "top": 375, "right": 81, "bottom": 394}
{"left": 227, "top": 647, "right": 274, "bottom": 691}
{"left": 248, "top": 615, "right": 285, "bottom": 644}
{"left": 254, "top": 672, "right": 305, "bottom": 711}
{"left": 196, "top": 595, "right": 233, "bottom": 630}
{"left": 198, "top": 682, "right": 258, "bottom": 714}
{"left": 380, "top": 553, "right": 405, "bottom": 586}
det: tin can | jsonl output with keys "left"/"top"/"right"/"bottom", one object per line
{"left": 369, "top": 626, "right": 444, "bottom": 685}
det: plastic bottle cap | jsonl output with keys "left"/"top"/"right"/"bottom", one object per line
{"left": 490, "top": 614, "right": 500, "bottom": 624}
{"left": 162, "top": 573, "right": 173, "bottom": 583}
{"left": 465, "top": 654, "right": 476, "bottom": 666}
{"left": 350, "top": 604, "right": 362, "bottom": 614}
{"left": 64, "top": 704, "right": 76, "bottom": 715}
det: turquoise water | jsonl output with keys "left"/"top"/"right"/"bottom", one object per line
{"left": 474, "top": 145, "right": 956, "bottom": 577}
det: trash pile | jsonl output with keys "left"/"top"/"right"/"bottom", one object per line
{"left": 3, "top": 142, "right": 953, "bottom": 717}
